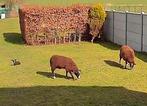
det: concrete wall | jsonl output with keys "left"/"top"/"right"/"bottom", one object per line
{"left": 104, "top": 11, "right": 147, "bottom": 52}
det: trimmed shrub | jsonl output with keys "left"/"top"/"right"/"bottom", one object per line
{"left": 19, "top": 5, "right": 90, "bottom": 45}
{"left": 88, "top": 3, "right": 106, "bottom": 43}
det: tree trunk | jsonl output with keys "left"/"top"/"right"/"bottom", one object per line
{"left": 91, "top": 36, "right": 95, "bottom": 43}
{"left": 68, "top": 34, "right": 70, "bottom": 43}
{"left": 58, "top": 36, "right": 60, "bottom": 44}
{"left": 54, "top": 37, "right": 56, "bottom": 44}
{"left": 74, "top": 34, "right": 76, "bottom": 42}
{"left": 78, "top": 34, "right": 81, "bottom": 42}
{"left": 63, "top": 36, "right": 65, "bottom": 43}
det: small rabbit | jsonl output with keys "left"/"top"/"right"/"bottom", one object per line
{"left": 11, "top": 59, "right": 21, "bottom": 66}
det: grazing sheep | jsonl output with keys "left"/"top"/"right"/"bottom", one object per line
{"left": 11, "top": 59, "right": 21, "bottom": 66}
{"left": 119, "top": 45, "right": 136, "bottom": 69}
{"left": 50, "top": 55, "right": 80, "bottom": 80}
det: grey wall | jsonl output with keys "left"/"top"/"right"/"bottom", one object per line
{"left": 114, "top": 12, "right": 126, "bottom": 45}
{"left": 127, "top": 13, "right": 142, "bottom": 51}
{"left": 104, "top": 11, "right": 114, "bottom": 42}
{"left": 104, "top": 11, "right": 147, "bottom": 52}
{"left": 143, "top": 15, "right": 147, "bottom": 52}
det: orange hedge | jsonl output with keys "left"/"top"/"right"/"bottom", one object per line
{"left": 19, "top": 5, "right": 90, "bottom": 45}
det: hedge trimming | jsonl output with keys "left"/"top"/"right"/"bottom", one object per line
{"left": 19, "top": 5, "right": 90, "bottom": 45}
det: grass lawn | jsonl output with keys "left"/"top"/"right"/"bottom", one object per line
{"left": 0, "top": 18, "right": 147, "bottom": 105}
{"left": 19, "top": 0, "right": 147, "bottom": 5}
{"left": 1, "top": 0, "right": 147, "bottom": 5}
{"left": 22, "top": 0, "right": 147, "bottom": 5}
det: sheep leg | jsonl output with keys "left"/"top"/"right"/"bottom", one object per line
{"left": 125, "top": 61, "right": 127, "bottom": 69}
{"left": 66, "top": 71, "right": 69, "bottom": 78}
{"left": 119, "top": 57, "right": 122, "bottom": 64}
{"left": 119, "top": 54, "right": 122, "bottom": 64}
{"left": 69, "top": 72, "right": 74, "bottom": 80}
{"left": 129, "top": 63, "right": 134, "bottom": 69}
{"left": 51, "top": 67, "right": 56, "bottom": 79}
{"left": 129, "top": 63, "right": 132, "bottom": 69}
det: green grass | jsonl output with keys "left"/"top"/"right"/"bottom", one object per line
{"left": 1, "top": 0, "right": 147, "bottom": 5}
{"left": 0, "top": 17, "right": 147, "bottom": 105}
{"left": 1, "top": 0, "right": 147, "bottom": 13}
{"left": 22, "top": 0, "right": 147, "bottom": 6}
{"left": 2, "top": 0, "right": 147, "bottom": 13}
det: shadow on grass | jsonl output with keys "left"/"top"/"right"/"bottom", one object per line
{"left": 36, "top": 71, "right": 66, "bottom": 79}
{"left": 0, "top": 86, "right": 147, "bottom": 105}
{"left": 3, "top": 33, "right": 24, "bottom": 45}
{"left": 91, "top": 39, "right": 147, "bottom": 62}
{"left": 84, "top": 38, "right": 120, "bottom": 50}
{"left": 136, "top": 52, "right": 147, "bottom": 62}
{"left": 104, "top": 60, "right": 124, "bottom": 69}
{"left": 99, "top": 41, "right": 147, "bottom": 62}
{"left": 98, "top": 41, "right": 120, "bottom": 50}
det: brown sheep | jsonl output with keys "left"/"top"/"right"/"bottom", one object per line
{"left": 50, "top": 55, "right": 80, "bottom": 80}
{"left": 119, "top": 45, "right": 136, "bottom": 69}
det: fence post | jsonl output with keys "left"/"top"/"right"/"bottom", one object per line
{"left": 112, "top": 10, "right": 115, "bottom": 43}
{"left": 125, "top": 11, "right": 128, "bottom": 45}
{"left": 141, "top": 12, "right": 144, "bottom": 52}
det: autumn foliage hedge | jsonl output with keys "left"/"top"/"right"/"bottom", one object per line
{"left": 19, "top": 5, "right": 90, "bottom": 45}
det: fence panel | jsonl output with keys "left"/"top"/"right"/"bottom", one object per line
{"left": 104, "top": 11, "right": 113, "bottom": 42}
{"left": 127, "top": 13, "right": 142, "bottom": 51}
{"left": 114, "top": 12, "right": 126, "bottom": 45}
{"left": 143, "top": 15, "right": 147, "bottom": 52}
{"left": 104, "top": 11, "right": 147, "bottom": 52}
